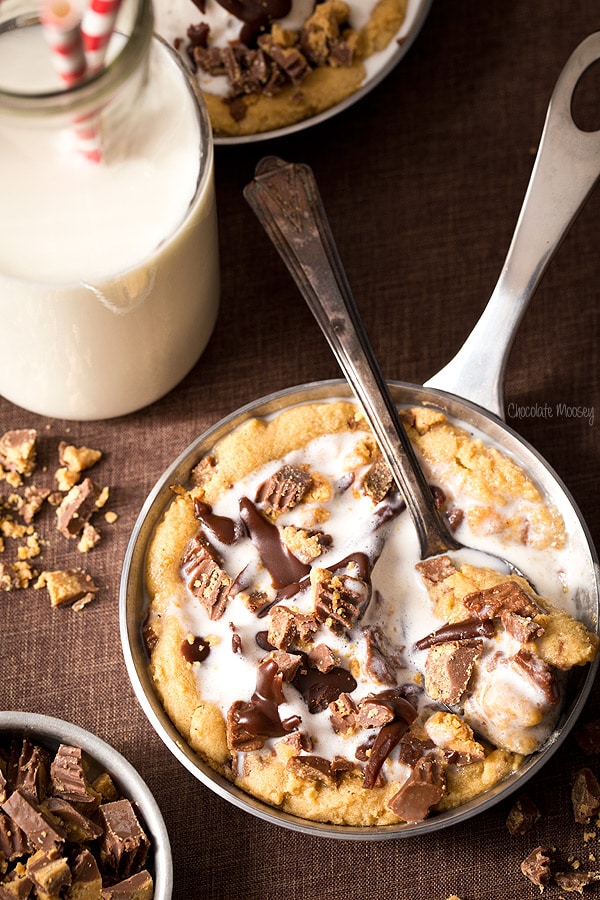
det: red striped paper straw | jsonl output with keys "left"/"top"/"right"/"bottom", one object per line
{"left": 40, "top": 0, "right": 103, "bottom": 162}
{"left": 81, "top": 0, "right": 123, "bottom": 74}
{"left": 40, "top": 0, "right": 87, "bottom": 86}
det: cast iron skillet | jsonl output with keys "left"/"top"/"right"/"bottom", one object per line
{"left": 120, "top": 33, "right": 600, "bottom": 838}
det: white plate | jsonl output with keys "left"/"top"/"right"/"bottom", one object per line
{"left": 156, "top": 0, "right": 432, "bottom": 146}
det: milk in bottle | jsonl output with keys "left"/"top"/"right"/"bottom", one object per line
{"left": 0, "top": 0, "right": 220, "bottom": 420}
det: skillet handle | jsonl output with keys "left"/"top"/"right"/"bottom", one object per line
{"left": 425, "top": 31, "right": 600, "bottom": 419}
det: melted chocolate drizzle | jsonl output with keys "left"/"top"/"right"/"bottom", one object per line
{"left": 292, "top": 657, "right": 357, "bottom": 714}
{"left": 414, "top": 617, "right": 495, "bottom": 651}
{"left": 363, "top": 720, "right": 409, "bottom": 789}
{"left": 329, "top": 551, "right": 372, "bottom": 582}
{"left": 239, "top": 497, "right": 310, "bottom": 589}
{"left": 232, "top": 658, "right": 301, "bottom": 740}
{"left": 361, "top": 689, "right": 418, "bottom": 789}
{"left": 194, "top": 498, "right": 241, "bottom": 545}
{"left": 372, "top": 492, "right": 406, "bottom": 529}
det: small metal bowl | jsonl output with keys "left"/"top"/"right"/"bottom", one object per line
{"left": 0, "top": 711, "right": 173, "bottom": 896}
{"left": 120, "top": 380, "right": 599, "bottom": 839}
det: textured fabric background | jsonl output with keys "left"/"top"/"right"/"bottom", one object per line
{"left": 1, "top": 2, "right": 599, "bottom": 898}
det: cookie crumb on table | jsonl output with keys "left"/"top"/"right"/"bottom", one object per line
{"left": 0, "top": 428, "right": 116, "bottom": 608}
{"left": 35, "top": 568, "right": 99, "bottom": 609}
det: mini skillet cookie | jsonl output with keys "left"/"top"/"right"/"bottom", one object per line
{"left": 154, "top": 0, "right": 410, "bottom": 136}
{"left": 144, "top": 400, "right": 598, "bottom": 825}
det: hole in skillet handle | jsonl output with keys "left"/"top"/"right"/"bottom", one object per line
{"left": 571, "top": 56, "right": 600, "bottom": 132}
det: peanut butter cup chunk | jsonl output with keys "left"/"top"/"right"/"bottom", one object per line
{"left": 35, "top": 569, "right": 99, "bottom": 608}
{"left": 97, "top": 799, "right": 150, "bottom": 881}
{"left": 361, "top": 456, "right": 393, "bottom": 503}
{"left": 101, "top": 869, "right": 154, "bottom": 899}
{"left": 572, "top": 767, "right": 600, "bottom": 824}
{"left": 424, "top": 640, "right": 483, "bottom": 707}
{"left": 505, "top": 794, "right": 540, "bottom": 835}
{"left": 1, "top": 789, "right": 66, "bottom": 852}
{"left": 388, "top": 756, "right": 446, "bottom": 823}
{"left": 70, "top": 847, "right": 103, "bottom": 898}
{"left": 50, "top": 745, "right": 98, "bottom": 806}
{"left": 286, "top": 754, "right": 336, "bottom": 786}
{"left": 0, "top": 429, "right": 37, "bottom": 478}
{"left": 182, "top": 532, "right": 233, "bottom": 620}
{"left": 256, "top": 464, "right": 312, "bottom": 516}
{"left": 520, "top": 846, "right": 553, "bottom": 888}
{"left": 311, "top": 566, "right": 370, "bottom": 634}
{"left": 416, "top": 555, "right": 457, "bottom": 585}
{"left": 26, "top": 847, "right": 71, "bottom": 896}
{"left": 56, "top": 477, "right": 102, "bottom": 539}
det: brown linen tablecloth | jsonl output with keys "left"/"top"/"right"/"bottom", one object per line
{"left": 2, "top": 2, "right": 600, "bottom": 897}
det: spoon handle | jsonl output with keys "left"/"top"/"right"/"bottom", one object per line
{"left": 244, "top": 156, "right": 459, "bottom": 560}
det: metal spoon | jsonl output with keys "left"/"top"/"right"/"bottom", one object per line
{"left": 244, "top": 154, "right": 516, "bottom": 573}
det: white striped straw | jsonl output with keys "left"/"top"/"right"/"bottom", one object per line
{"left": 40, "top": 0, "right": 103, "bottom": 162}
{"left": 81, "top": 0, "right": 123, "bottom": 74}
{"left": 39, "top": 0, "right": 87, "bottom": 86}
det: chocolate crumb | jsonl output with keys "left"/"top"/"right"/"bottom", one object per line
{"left": 0, "top": 429, "right": 37, "bottom": 478}
{"left": 572, "top": 767, "right": 600, "bottom": 824}
{"left": 520, "top": 846, "right": 553, "bottom": 887}
{"left": 555, "top": 869, "right": 600, "bottom": 892}
{"left": 506, "top": 794, "right": 541, "bottom": 835}
{"left": 35, "top": 569, "right": 99, "bottom": 608}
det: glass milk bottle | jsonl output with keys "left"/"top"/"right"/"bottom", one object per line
{"left": 0, "top": 0, "right": 220, "bottom": 420}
